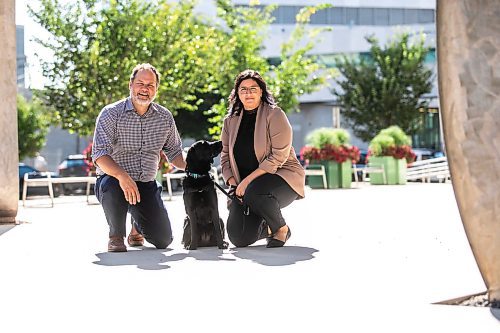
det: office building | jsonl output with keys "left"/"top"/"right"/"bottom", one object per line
{"left": 197, "top": 0, "right": 440, "bottom": 151}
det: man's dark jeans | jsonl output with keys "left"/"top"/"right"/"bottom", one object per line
{"left": 95, "top": 175, "right": 173, "bottom": 249}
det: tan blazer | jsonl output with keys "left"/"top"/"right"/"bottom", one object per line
{"left": 220, "top": 103, "right": 305, "bottom": 198}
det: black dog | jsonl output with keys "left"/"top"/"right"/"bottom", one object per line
{"left": 181, "top": 140, "right": 228, "bottom": 250}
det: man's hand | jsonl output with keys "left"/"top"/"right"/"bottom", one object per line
{"left": 117, "top": 173, "right": 140, "bottom": 205}
{"left": 95, "top": 155, "right": 140, "bottom": 204}
{"left": 171, "top": 153, "right": 186, "bottom": 171}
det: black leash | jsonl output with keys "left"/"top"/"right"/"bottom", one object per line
{"left": 212, "top": 180, "right": 237, "bottom": 201}
{"left": 212, "top": 180, "right": 250, "bottom": 215}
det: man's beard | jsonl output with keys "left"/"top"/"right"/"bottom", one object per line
{"left": 130, "top": 88, "right": 156, "bottom": 106}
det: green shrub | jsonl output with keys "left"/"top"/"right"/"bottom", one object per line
{"left": 368, "top": 134, "right": 394, "bottom": 156}
{"left": 368, "top": 125, "right": 415, "bottom": 162}
{"left": 306, "top": 127, "right": 350, "bottom": 148}
{"left": 369, "top": 126, "right": 411, "bottom": 153}
{"left": 379, "top": 126, "right": 411, "bottom": 146}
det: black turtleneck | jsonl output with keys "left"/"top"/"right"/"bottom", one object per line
{"left": 234, "top": 108, "right": 259, "bottom": 180}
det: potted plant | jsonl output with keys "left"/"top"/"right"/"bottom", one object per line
{"left": 367, "top": 126, "right": 416, "bottom": 185}
{"left": 300, "top": 128, "right": 360, "bottom": 189}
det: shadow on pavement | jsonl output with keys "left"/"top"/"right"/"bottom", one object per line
{"left": 93, "top": 248, "right": 174, "bottom": 270}
{"left": 230, "top": 245, "right": 318, "bottom": 266}
{"left": 166, "top": 248, "right": 237, "bottom": 263}
{"left": 93, "top": 245, "right": 317, "bottom": 269}
{"left": 93, "top": 247, "right": 236, "bottom": 270}
{"left": 491, "top": 307, "right": 500, "bottom": 321}
{"left": 0, "top": 224, "right": 16, "bottom": 237}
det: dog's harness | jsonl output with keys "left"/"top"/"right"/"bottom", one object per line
{"left": 184, "top": 171, "right": 214, "bottom": 193}
{"left": 186, "top": 171, "right": 210, "bottom": 179}
{"left": 186, "top": 169, "right": 250, "bottom": 215}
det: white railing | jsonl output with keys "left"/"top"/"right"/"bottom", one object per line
{"left": 406, "top": 156, "right": 450, "bottom": 183}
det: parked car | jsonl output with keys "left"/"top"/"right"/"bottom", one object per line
{"left": 57, "top": 154, "right": 93, "bottom": 195}
{"left": 412, "top": 148, "right": 445, "bottom": 162}
{"left": 353, "top": 149, "right": 368, "bottom": 181}
{"left": 19, "top": 163, "right": 62, "bottom": 199}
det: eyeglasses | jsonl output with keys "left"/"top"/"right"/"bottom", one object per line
{"left": 238, "top": 86, "right": 260, "bottom": 95}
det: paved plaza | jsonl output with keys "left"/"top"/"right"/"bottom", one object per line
{"left": 0, "top": 183, "right": 499, "bottom": 332}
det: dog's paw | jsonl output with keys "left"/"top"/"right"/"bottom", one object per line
{"left": 218, "top": 241, "right": 229, "bottom": 249}
{"left": 187, "top": 244, "right": 198, "bottom": 250}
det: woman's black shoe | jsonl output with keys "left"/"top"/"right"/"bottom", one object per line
{"left": 266, "top": 226, "right": 291, "bottom": 248}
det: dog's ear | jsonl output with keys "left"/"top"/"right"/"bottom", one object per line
{"left": 185, "top": 145, "right": 197, "bottom": 171}
{"left": 211, "top": 140, "right": 223, "bottom": 156}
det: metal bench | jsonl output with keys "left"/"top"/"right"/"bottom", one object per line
{"left": 407, "top": 156, "right": 450, "bottom": 183}
{"left": 304, "top": 164, "right": 328, "bottom": 189}
{"left": 22, "top": 173, "right": 97, "bottom": 207}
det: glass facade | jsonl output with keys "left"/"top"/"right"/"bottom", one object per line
{"left": 267, "top": 49, "right": 436, "bottom": 69}
{"left": 238, "top": 5, "right": 435, "bottom": 26}
{"left": 412, "top": 108, "right": 442, "bottom": 151}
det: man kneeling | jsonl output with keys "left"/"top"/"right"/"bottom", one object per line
{"left": 91, "top": 63, "right": 186, "bottom": 252}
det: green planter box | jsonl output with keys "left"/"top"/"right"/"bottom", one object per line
{"left": 307, "top": 160, "right": 352, "bottom": 189}
{"left": 369, "top": 156, "right": 407, "bottom": 185}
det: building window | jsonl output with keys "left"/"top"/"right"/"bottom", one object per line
{"left": 374, "top": 8, "right": 390, "bottom": 26}
{"left": 277, "top": 6, "right": 300, "bottom": 24}
{"left": 404, "top": 9, "right": 419, "bottom": 24}
{"left": 329, "top": 7, "right": 345, "bottom": 25}
{"left": 346, "top": 7, "right": 359, "bottom": 25}
{"left": 310, "top": 8, "right": 328, "bottom": 24}
{"left": 418, "top": 9, "right": 435, "bottom": 23}
{"left": 236, "top": 5, "right": 435, "bottom": 26}
{"left": 359, "top": 8, "right": 374, "bottom": 25}
{"left": 389, "top": 8, "right": 404, "bottom": 25}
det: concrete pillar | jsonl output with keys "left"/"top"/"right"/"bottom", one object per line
{"left": 437, "top": 0, "right": 500, "bottom": 302}
{"left": 0, "top": 0, "right": 19, "bottom": 224}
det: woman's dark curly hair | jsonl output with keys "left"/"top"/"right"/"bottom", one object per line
{"left": 227, "top": 69, "right": 276, "bottom": 116}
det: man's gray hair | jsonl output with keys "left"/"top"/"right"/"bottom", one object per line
{"left": 129, "top": 63, "right": 161, "bottom": 87}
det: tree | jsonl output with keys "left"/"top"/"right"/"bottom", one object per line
{"left": 207, "top": 1, "right": 333, "bottom": 136}
{"left": 30, "top": 0, "right": 332, "bottom": 138}
{"left": 31, "top": 0, "right": 222, "bottom": 137}
{"left": 17, "top": 95, "right": 50, "bottom": 160}
{"left": 333, "top": 33, "right": 433, "bottom": 142}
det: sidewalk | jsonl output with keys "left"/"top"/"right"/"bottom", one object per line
{"left": 1, "top": 183, "right": 498, "bottom": 332}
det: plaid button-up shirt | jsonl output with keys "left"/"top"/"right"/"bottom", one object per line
{"left": 92, "top": 97, "right": 183, "bottom": 182}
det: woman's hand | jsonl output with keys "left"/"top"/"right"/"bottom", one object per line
{"left": 235, "top": 169, "right": 267, "bottom": 198}
{"left": 235, "top": 178, "right": 251, "bottom": 198}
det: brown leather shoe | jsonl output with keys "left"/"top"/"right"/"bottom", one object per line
{"left": 108, "top": 236, "right": 127, "bottom": 252}
{"left": 127, "top": 233, "right": 144, "bottom": 247}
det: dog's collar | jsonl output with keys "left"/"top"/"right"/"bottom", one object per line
{"left": 186, "top": 171, "right": 211, "bottom": 179}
